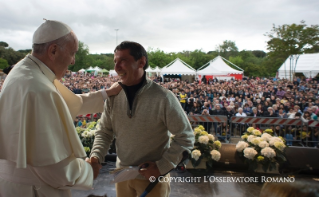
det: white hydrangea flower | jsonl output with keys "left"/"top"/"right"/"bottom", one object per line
{"left": 81, "top": 131, "right": 88, "bottom": 138}
{"left": 261, "top": 133, "right": 272, "bottom": 142}
{"left": 198, "top": 136, "right": 209, "bottom": 145}
{"left": 252, "top": 129, "right": 262, "bottom": 136}
{"left": 243, "top": 147, "right": 258, "bottom": 160}
{"left": 96, "top": 123, "right": 101, "bottom": 130}
{"left": 269, "top": 137, "right": 283, "bottom": 146}
{"left": 261, "top": 147, "right": 276, "bottom": 158}
{"left": 274, "top": 141, "right": 286, "bottom": 152}
{"left": 210, "top": 150, "right": 221, "bottom": 161}
{"left": 208, "top": 134, "right": 215, "bottom": 141}
{"left": 236, "top": 141, "right": 249, "bottom": 152}
{"left": 191, "top": 150, "right": 201, "bottom": 161}
{"left": 258, "top": 141, "right": 269, "bottom": 149}
{"left": 90, "top": 130, "right": 97, "bottom": 136}
{"left": 247, "top": 135, "right": 256, "bottom": 142}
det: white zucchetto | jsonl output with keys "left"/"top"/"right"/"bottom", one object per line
{"left": 33, "top": 19, "right": 72, "bottom": 44}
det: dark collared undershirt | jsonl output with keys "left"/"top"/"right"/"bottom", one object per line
{"left": 119, "top": 72, "right": 146, "bottom": 110}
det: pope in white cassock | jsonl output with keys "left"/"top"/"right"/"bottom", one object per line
{"left": 0, "top": 20, "right": 121, "bottom": 196}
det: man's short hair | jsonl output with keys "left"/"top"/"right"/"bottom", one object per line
{"left": 114, "top": 41, "right": 149, "bottom": 70}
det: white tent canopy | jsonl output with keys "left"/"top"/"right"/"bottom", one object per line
{"left": 146, "top": 66, "right": 162, "bottom": 73}
{"left": 197, "top": 56, "right": 243, "bottom": 75}
{"left": 78, "top": 68, "right": 86, "bottom": 72}
{"left": 153, "top": 66, "right": 162, "bottom": 73}
{"left": 277, "top": 53, "right": 319, "bottom": 79}
{"left": 109, "top": 70, "right": 118, "bottom": 76}
{"left": 93, "top": 66, "right": 101, "bottom": 71}
{"left": 161, "top": 58, "right": 196, "bottom": 75}
{"left": 145, "top": 66, "right": 154, "bottom": 73}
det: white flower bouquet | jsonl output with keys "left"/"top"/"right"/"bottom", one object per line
{"left": 76, "top": 120, "right": 100, "bottom": 156}
{"left": 236, "top": 127, "right": 287, "bottom": 172}
{"left": 189, "top": 125, "right": 222, "bottom": 169}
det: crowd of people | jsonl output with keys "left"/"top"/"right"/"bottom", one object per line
{"left": 1, "top": 70, "right": 319, "bottom": 145}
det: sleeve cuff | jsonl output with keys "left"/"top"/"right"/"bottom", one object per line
{"left": 156, "top": 158, "right": 175, "bottom": 175}
{"left": 90, "top": 153, "right": 103, "bottom": 164}
{"left": 100, "top": 89, "right": 108, "bottom": 100}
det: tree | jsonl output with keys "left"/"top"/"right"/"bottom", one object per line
{"left": 215, "top": 40, "right": 239, "bottom": 59}
{"left": 147, "top": 48, "right": 174, "bottom": 68}
{"left": 251, "top": 50, "right": 266, "bottom": 58}
{"left": 266, "top": 21, "right": 319, "bottom": 56}
{"left": 0, "top": 41, "right": 9, "bottom": 47}
{"left": 0, "top": 46, "right": 24, "bottom": 65}
{"left": 264, "top": 21, "right": 319, "bottom": 75}
{"left": 0, "top": 58, "right": 9, "bottom": 69}
{"left": 69, "top": 41, "right": 90, "bottom": 71}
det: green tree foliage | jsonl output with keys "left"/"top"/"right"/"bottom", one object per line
{"left": 147, "top": 48, "right": 173, "bottom": 68}
{"left": 0, "top": 58, "right": 9, "bottom": 69}
{"left": 215, "top": 40, "right": 239, "bottom": 59}
{"left": 69, "top": 41, "right": 90, "bottom": 71}
{"left": 0, "top": 46, "right": 24, "bottom": 65}
{"left": 0, "top": 41, "right": 9, "bottom": 47}
{"left": 265, "top": 21, "right": 319, "bottom": 75}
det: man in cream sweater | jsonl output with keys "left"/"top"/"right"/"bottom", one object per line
{"left": 89, "top": 41, "right": 194, "bottom": 197}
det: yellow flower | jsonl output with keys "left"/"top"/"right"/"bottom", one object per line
{"left": 252, "top": 129, "right": 262, "bottom": 136}
{"left": 198, "top": 125, "right": 205, "bottom": 131}
{"left": 278, "top": 136, "right": 286, "bottom": 143}
{"left": 200, "top": 131, "right": 208, "bottom": 136}
{"left": 84, "top": 147, "right": 91, "bottom": 153}
{"left": 257, "top": 156, "right": 264, "bottom": 162}
{"left": 194, "top": 128, "right": 202, "bottom": 135}
{"left": 264, "top": 129, "right": 273, "bottom": 134}
{"left": 247, "top": 127, "right": 254, "bottom": 133}
{"left": 241, "top": 134, "right": 248, "bottom": 140}
{"left": 214, "top": 140, "right": 222, "bottom": 149}
{"left": 274, "top": 141, "right": 286, "bottom": 152}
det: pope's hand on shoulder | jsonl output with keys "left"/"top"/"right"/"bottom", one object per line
{"left": 105, "top": 82, "right": 122, "bottom": 97}
{"left": 138, "top": 161, "right": 161, "bottom": 180}
{"left": 86, "top": 157, "right": 102, "bottom": 180}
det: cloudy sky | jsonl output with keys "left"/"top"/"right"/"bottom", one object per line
{"left": 1, "top": 0, "right": 318, "bottom": 54}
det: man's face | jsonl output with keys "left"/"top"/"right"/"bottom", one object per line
{"left": 55, "top": 37, "right": 78, "bottom": 79}
{"left": 114, "top": 49, "right": 144, "bottom": 86}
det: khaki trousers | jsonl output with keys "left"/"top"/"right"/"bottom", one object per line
{"left": 115, "top": 174, "right": 170, "bottom": 197}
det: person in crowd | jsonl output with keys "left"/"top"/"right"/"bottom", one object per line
{"left": 179, "top": 89, "right": 187, "bottom": 110}
{"left": 276, "top": 87, "right": 286, "bottom": 99}
{"left": 278, "top": 108, "right": 288, "bottom": 118}
{"left": 243, "top": 103, "right": 252, "bottom": 115}
{"left": 235, "top": 108, "right": 247, "bottom": 134}
{"left": 301, "top": 111, "right": 312, "bottom": 123}
{"left": 264, "top": 107, "right": 277, "bottom": 117}
{"left": 88, "top": 41, "right": 194, "bottom": 197}
{"left": 0, "top": 20, "right": 122, "bottom": 197}
{"left": 250, "top": 107, "right": 261, "bottom": 117}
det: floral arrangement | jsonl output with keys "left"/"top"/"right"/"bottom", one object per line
{"left": 236, "top": 127, "right": 287, "bottom": 172}
{"left": 76, "top": 120, "right": 100, "bottom": 156}
{"left": 189, "top": 125, "right": 222, "bottom": 169}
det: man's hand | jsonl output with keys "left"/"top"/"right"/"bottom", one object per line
{"left": 86, "top": 157, "right": 102, "bottom": 180}
{"left": 138, "top": 161, "right": 161, "bottom": 180}
{"left": 105, "top": 82, "right": 122, "bottom": 97}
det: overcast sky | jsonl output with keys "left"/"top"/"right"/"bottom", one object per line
{"left": 1, "top": 0, "right": 318, "bottom": 54}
